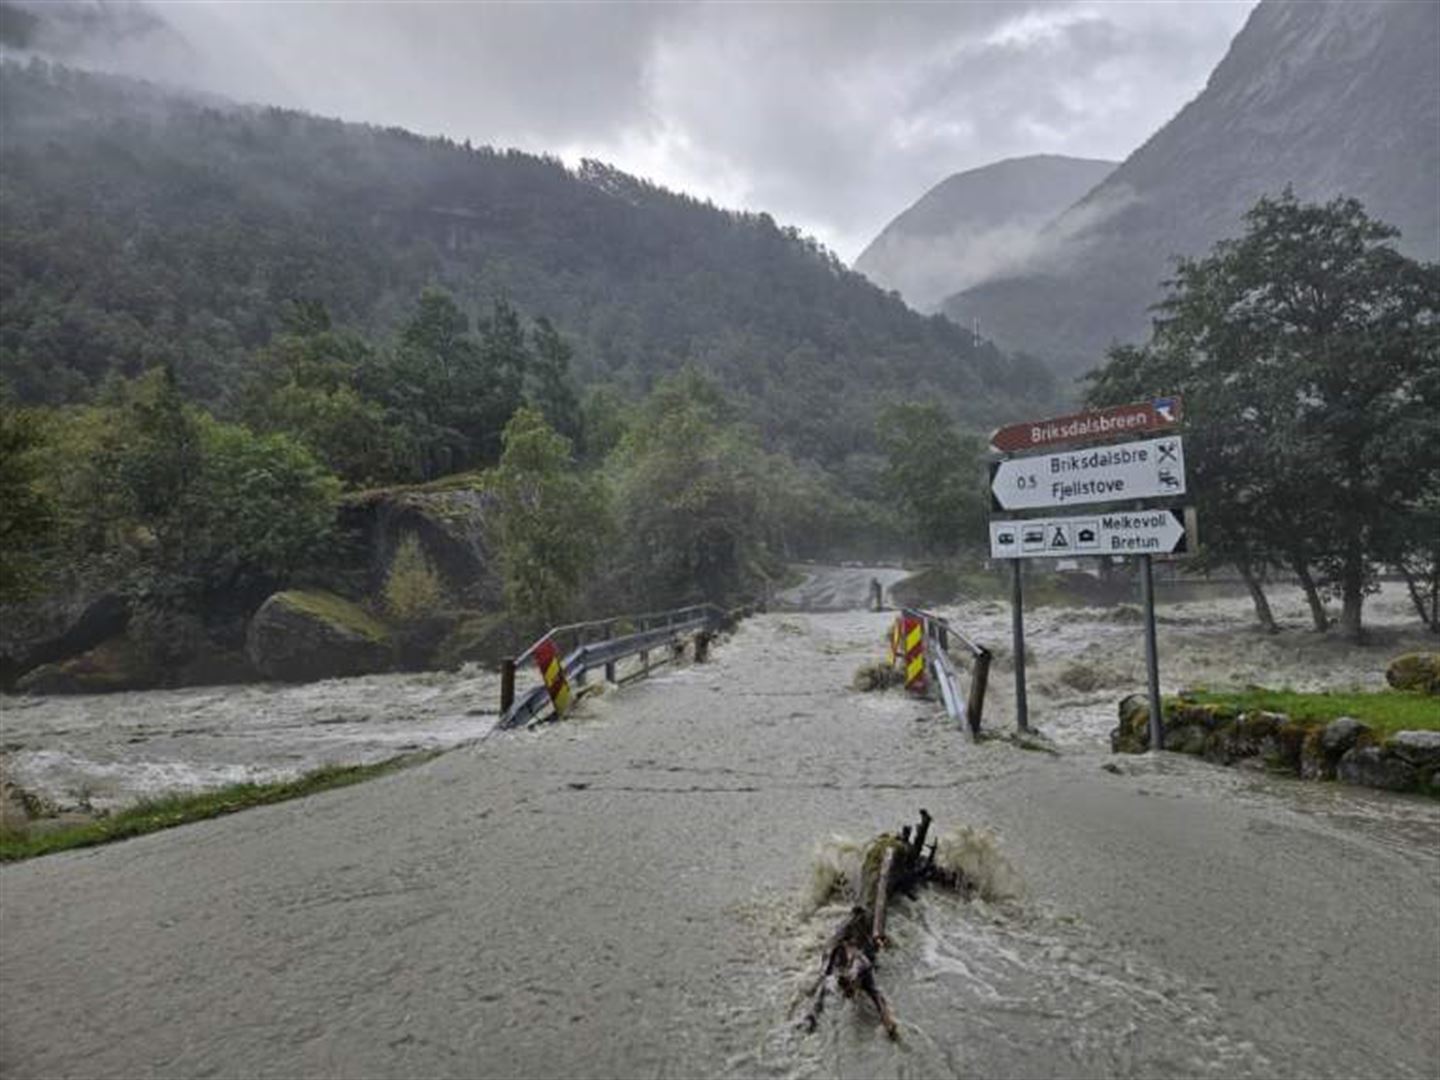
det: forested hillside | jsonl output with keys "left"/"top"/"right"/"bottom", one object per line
{"left": 0, "top": 60, "right": 1053, "bottom": 463}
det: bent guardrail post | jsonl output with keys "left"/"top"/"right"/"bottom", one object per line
{"left": 904, "top": 606, "right": 991, "bottom": 740}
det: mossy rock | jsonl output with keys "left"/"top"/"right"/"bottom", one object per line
{"left": 1269, "top": 721, "right": 1311, "bottom": 774}
{"left": 1385, "top": 653, "right": 1440, "bottom": 695}
{"left": 1111, "top": 693, "right": 1152, "bottom": 753}
{"left": 246, "top": 590, "right": 395, "bottom": 683}
{"left": 1384, "top": 730, "right": 1440, "bottom": 770}
{"left": 1163, "top": 723, "right": 1208, "bottom": 755}
{"left": 14, "top": 633, "right": 158, "bottom": 695}
{"left": 1299, "top": 725, "right": 1332, "bottom": 780}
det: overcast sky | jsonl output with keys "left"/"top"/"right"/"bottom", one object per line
{"left": 36, "top": 0, "right": 1257, "bottom": 260}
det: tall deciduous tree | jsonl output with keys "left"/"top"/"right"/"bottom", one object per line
{"left": 492, "top": 406, "right": 608, "bottom": 634}
{"left": 610, "top": 370, "right": 772, "bottom": 606}
{"left": 0, "top": 401, "right": 54, "bottom": 602}
{"left": 875, "top": 401, "right": 987, "bottom": 556}
{"left": 1086, "top": 191, "right": 1440, "bottom": 640}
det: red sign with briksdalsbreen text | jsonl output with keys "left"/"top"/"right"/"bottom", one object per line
{"left": 989, "top": 397, "right": 1183, "bottom": 454}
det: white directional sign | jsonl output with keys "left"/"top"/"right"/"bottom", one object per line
{"left": 990, "top": 435, "right": 1186, "bottom": 511}
{"left": 990, "top": 508, "right": 1191, "bottom": 559}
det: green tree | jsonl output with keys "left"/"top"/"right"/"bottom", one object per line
{"left": 44, "top": 372, "right": 340, "bottom": 606}
{"left": 527, "top": 317, "right": 581, "bottom": 446}
{"left": 492, "top": 406, "right": 608, "bottom": 633}
{"left": 1086, "top": 191, "right": 1440, "bottom": 640}
{"left": 610, "top": 370, "right": 772, "bottom": 606}
{"left": 875, "top": 401, "right": 987, "bottom": 556}
{"left": 242, "top": 308, "right": 408, "bottom": 486}
{"left": 0, "top": 401, "right": 55, "bottom": 602}
{"left": 383, "top": 532, "right": 443, "bottom": 622}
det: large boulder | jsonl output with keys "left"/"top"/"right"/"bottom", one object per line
{"left": 0, "top": 591, "right": 130, "bottom": 690}
{"left": 1384, "top": 730, "right": 1440, "bottom": 770}
{"left": 1385, "top": 653, "right": 1440, "bottom": 695}
{"left": 1335, "top": 746, "right": 1418, "bottom": 793}
{"left": 246, "top": 590, "right": 394, "bottom": 682}
{"left": 14, "top": 633, "right": 157, "bottom": 694}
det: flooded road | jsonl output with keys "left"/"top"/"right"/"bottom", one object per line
{"left": 1, "top": 583, "right": 1437, "bottom": 1078}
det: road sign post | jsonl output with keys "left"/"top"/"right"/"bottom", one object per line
{"left": 1011, "top": 560, "right": 1028, "bottom": 733}
{"left": 987, "top": 402, "right": 1190, "bottom": 750}
{"left": 1140, "top": 554, "right": 1163, "bottom": 752}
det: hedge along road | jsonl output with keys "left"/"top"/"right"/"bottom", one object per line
{"left": 1, "top": 610, "right": 1437, "bottom": 1080}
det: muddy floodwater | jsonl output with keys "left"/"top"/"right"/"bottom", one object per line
{"left": 1, "top": 574, "right": 1437, "bottom": 1079}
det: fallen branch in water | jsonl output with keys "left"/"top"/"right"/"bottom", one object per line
{"left": 803, "top": 808, "right": 970, "bottom": 1040}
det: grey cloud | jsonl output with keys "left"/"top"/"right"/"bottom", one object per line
{"left": 10, "top": 0, "right": 1254, "bottom": 262}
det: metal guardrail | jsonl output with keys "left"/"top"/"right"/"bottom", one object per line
{"left": 498, "top": 601, "right": 755, "bottom": 729}
{"left": 901, "top": 607, "right": 991, "bottom": 739}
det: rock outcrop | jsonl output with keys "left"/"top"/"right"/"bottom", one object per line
{"left": 0, "top": 591, "right": 130, "bottom": 691}
{"left": 335, "top": 481, "right": 501, "bottom": 608}
{"left": 246, "top": 590, "right": 395, "bottom": 682}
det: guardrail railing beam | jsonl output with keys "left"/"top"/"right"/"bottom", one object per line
{"left": 498, "top": 602, "right": 742, "bottom": 729}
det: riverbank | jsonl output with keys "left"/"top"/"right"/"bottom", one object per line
{"left": 0, "top": 752, "right": 438, "bottom": 862}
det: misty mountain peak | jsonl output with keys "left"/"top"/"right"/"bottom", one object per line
{"left": 853, "top": 153, "right": 1116, "bottom": 311}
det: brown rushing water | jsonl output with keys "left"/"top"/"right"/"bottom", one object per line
{"left": 1, "top": 576, "right": 1437, "bottom": 1078}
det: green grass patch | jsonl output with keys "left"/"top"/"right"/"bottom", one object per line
{"left": 0, "top": 751, "right": 438, "bottom": 863}
{"left": 1182, "top": 688, "right": 1439, "bottom": 738}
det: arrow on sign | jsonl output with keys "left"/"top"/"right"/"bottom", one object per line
{"left": 990, "top": 509, "right": 1191, "bottom": 559}
{"left": 990, "top": 435, "right": 1186, "bottom": 511}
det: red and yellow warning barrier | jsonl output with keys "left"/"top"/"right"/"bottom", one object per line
{"left": 901, "top": 614, "right": 925, "bottom": 691}
{"left": 533, "top": 636, "right": 573, "bottom": 715}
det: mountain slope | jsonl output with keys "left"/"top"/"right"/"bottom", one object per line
{"left": 0, "top": 61, "right": 1055, "bottom": 465}
{"left": 942, "top": 0, "right": 1440, "bottom": 382}
{"left": 854, "top": 154, "right": 1115, "bottom": 311}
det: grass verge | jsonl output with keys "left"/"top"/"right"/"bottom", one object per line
{"left": 0, "top": 751, "right": 439, "bottom": 863}
{"left": 1183, "top": 688, "right": 1439, "bottom": 738}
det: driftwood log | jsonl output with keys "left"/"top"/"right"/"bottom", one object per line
{"left": 803, "top": 808, "right": 969, "bottom": 1039}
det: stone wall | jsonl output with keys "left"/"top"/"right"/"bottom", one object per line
{"left": 1111, "top": 695, "right": 1440, "bottom": 796}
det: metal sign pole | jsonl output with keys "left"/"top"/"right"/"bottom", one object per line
{"left": 1011, "top": 559, "right": 1029, "bottom": 733}
{"left": 1139, "top": 553, "right": 1163, "bottom": 751}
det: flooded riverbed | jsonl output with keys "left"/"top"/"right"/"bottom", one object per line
{"left": 2, "top": 577, "right": 1437, "bottom": 1078}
